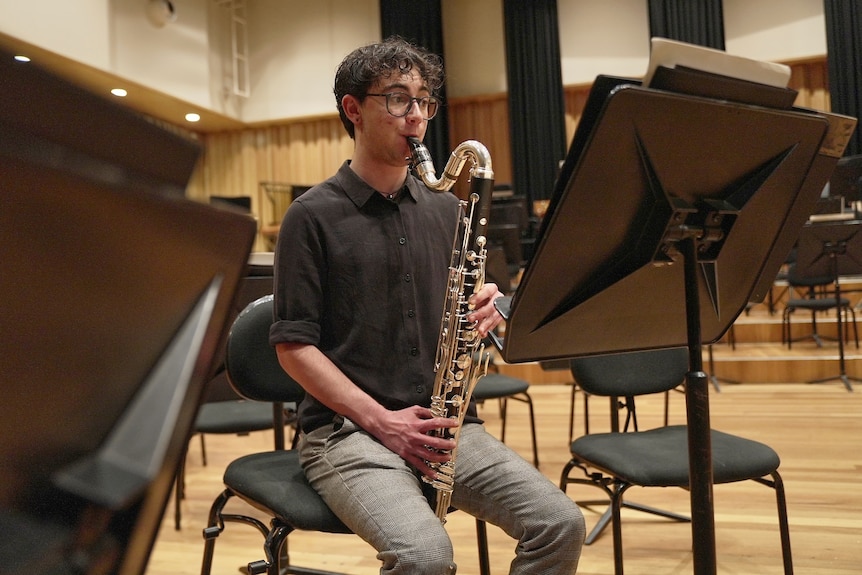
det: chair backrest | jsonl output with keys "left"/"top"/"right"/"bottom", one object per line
{"left": 570, "top": 347, "right": 688, "bottom": 397}
{"left": 786, "top": 261, "right": 832, "bottom": 289}
{"left": 225, "top": 294, "right": 306, "bottom": 405}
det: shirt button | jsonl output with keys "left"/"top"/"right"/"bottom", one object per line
{"left": 399, "top": 237, "right": 406, "bottom": 245}
{"left": 410, "top": 347, "right": 418, "bottom": 356}
{"left": 407, "top": 309, "right": 415, "bottom": 318}
{"left": 404, "top": 273, "right": 411, "bottom": 283}
{"left": 415, "top": 385, "right": 424, "bottom": 394}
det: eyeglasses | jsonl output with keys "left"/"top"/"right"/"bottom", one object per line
{"left": 365, "top": 92, "right": 440, "bottom": 120}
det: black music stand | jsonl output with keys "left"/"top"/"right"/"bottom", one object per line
{"left": 794, "top": 219, "right": 862, "bottom": 391}
{"left": 0, "top": 48, "right": 256, "bottom": 575}
{"left": 494, "top": 75, "right": 856, "bottom": 574}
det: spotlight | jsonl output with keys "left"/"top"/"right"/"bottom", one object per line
{"left": 145, "top": 0, "right": 177, "bottom": 28}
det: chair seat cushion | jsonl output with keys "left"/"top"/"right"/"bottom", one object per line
{"left": 224, "top": 450, "right": 351, "bottom": 534}
{"left": 473, "top": 373, "right": 529, "bottom": 400}
{"left": 785, "top": 297, "right": 849, "bottom": 311}
{"left": 570, "top": 425, "right": 780, "bottom": 487}
{"left": 195, "top": 400, "right": 275, "bottom": 434}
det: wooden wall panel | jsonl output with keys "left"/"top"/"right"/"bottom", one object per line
{"left": 787, "top": 57, "right": 830, "bottom": 111}
{"left": 187, "top": 117, "right": 352, "bottom": 251}
{"left": 563, "top": 84, "right": 591, "bottom": 144}
{"left": 188, "top": 57, "right": 829, "bottom": 251}
{"left": 445, "top": 95, "right": 512, "bottom": 198}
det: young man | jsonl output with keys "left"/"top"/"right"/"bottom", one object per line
{"left": 270, "top": 36, "right": 585, "bottom": 574}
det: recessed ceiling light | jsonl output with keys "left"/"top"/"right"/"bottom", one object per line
{"left": 111, "top": 88, "right": 128, "bottom": 97}
{"left": 13, "top": 55, "right": 30, "bottom": 62}
{"left": 185, "top": 112, "right": 201, "bottom": 123}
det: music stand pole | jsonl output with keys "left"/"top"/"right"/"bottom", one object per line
{"left": 808, "top": 241, "right": 858, "bottom": 391}
{"left": 680, "top": 235, "right": 718, "bottom": 574}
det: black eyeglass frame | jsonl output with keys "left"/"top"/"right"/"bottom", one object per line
{"left": 365, "top": 92, "right": 440, "bottom": 120}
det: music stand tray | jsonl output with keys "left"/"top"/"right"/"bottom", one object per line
{"left": 495, "top": 76, "right": 856, "bottom": 573}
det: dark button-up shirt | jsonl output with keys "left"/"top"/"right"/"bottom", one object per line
{"left": 270, "top": 161, "right": 479, "bottom": 433}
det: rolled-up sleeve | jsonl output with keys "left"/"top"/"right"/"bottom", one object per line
{"left": 269, "top": 194, "right": 325, "bottom": 348}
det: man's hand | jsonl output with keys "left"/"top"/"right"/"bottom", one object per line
{"left": 371, "top": 405, "right": 459, "bottom": 479}
{"left": 467, "top": 282, "right": 504, "bottom": 337}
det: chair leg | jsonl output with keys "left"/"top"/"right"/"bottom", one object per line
{"left": 475, "top": 519, "right": 491, "bottom": 575}
{"left": 663, "top": 391, "right": 670, "bottom": 427}
{"left": 200, "top": 489, "right": 271, "bottom": 575}
{"left": 559, "top": 459, "right": 578, "bottom": 490}
{"left": 753, "top": 472, "right": 794, "bottom": 575}
{"left": 500, "top": 392, "right": 540, "bottom": 467}
{"left": 199, "top": 433, "right": 207, "bottom": 466}
{"left": 174, "top": 451, "right": 185, "bottom": 530}
{"left": 256, "top": 522, "right": 351, "bottom": 575}
{"left": 609, "top": 482, "right": 632, "bottom": 575}
{"left": 583, "top": 392, "right": 590, "bottom": 435}
{"left": 254, "top": 523, "right": 291, "bottom": 575}
{"left": 847, "top": 307, "right": 859, "bottom": 348}
{"left": 522, "top": 392, "right": 539, "bottom": 467}
{"left": 773, "top": 472, "right": 794, "bottom": 575}
{"left": 499, "top": 398, "right": 509, "bottom": 443}
{"left": 560, "top": 461, "right": 688, "bottom": 546}
{"left": 569, "top": 384, "right": 593, "bottom": 440}
{"left": 782, "top": 308, "right": 793, "bottom": 348}
{"left": 497, "top": 393, "right": 540, "bottom": 467}
{"left": 200, "top": 490, "right": 231, "bottom": 575}
{"left": 568, "top": 382, "right": 576, "bottom": 443}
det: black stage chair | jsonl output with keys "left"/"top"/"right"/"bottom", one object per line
{"left": 210, "top": 194, "right": 252, "bottom": 212}
{"left": 175, "top": 263, "right": 283, "bottom": 529}
{"left": 781, "top": 262, "right": 859, "bottom": 349}
{"left": 174, "top": 371, "right": 282, "bottom": 529}
{"left": 472, "top": 370, "right": 539, "bottom": 467}
{"left": 560, "top": 347, "right": 793, "bottom": 575}
{"left": 201, "top": 295, "right": 491, "bottom": 575}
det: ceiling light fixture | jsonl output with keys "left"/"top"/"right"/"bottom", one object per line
{"left": 145, "top": 0, "right": 177, "bottom": 28}
{"left": 185, "top": 113, "right": 201, "bottom": 123}
{"left": 111, "top": 88, "right": 128, "bottom": 97}
{"left": 13, "top": 55, "right": 30, "bottom": 62}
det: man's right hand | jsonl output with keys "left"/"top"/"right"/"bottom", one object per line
{"left": 371, "top": 405, "right": 460, "bottom": 480}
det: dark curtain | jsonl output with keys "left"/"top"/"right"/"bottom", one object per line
{"left": 380, "top": 0, "right": 450, "bottom": 171}
{"left": 647, "top": 0, "right": 725, "bottom": 49}
{"left": 503, "top": 0, "right": 568, "bottom": 209}
{"left": 824, "top": 0, "right": 862, "bottom": 157}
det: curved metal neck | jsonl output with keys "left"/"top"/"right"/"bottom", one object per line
{"left": 408, "top": 137, "right": 494, "bottom": 192}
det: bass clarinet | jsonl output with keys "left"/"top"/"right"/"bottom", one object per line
{"left": 407, "top": 136, "right": 495, "bottom": 524}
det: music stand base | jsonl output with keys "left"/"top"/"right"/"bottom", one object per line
{"left": 708, "top": 373, "right": 738, "bottom": 390}
{"left": 578, "top": 500, "right": 691, "bottom": 545}
{"left": 706, "top": 345, "right": 740, "bottom": 391}
{"left": 808, "top": 373, "right": 860, "bottom": 392}
{"left": 792, "top": 333, "right": 825, "bottom": 347}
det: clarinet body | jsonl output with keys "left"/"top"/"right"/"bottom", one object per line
{"left": 407, "top": 137, "right": 495, "bottom": 524}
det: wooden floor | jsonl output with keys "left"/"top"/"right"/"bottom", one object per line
{"left": 147, "top": 381, "right": 862, "bottom": 575}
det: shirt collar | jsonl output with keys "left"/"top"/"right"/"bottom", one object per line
{"left": 336, "top": 161, "right": 419, "bottom": 207}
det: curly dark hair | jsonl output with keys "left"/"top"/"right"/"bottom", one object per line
{"left": 334, "top": 36, "right": 444, "bottom": 139}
